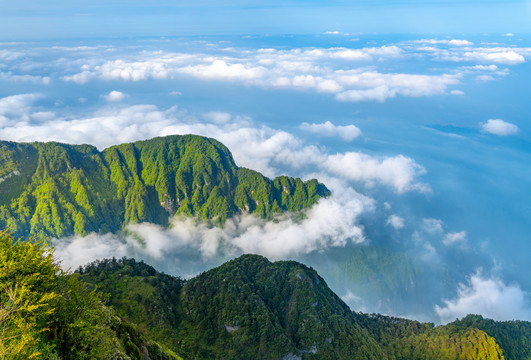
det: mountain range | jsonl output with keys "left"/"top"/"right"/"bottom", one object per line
{"left": 3, "top": 227, "right": 530, "bottom": 359}
{"left": 1, "top": 134, "right": 530, "bottom": 359}
{"left": 0, "top": 135, "right": 329, "bottom": 238}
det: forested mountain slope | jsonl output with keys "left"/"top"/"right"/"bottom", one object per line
{"left": 79, "top": 254, "right": 528, "bottom": 360}
{"left": 0, "top": 229, "right": 180, "bottom": 360}
{"left": 0, "top": 135, "right": 329, "bottom": 238}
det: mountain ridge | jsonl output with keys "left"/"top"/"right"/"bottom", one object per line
{"left": 0, "top": 135, "right": 329, "bottom": 239}
{"left": 78, "top": 253, "right": 531, "bottom": 360}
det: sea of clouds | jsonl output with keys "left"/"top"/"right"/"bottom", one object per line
{"left": 1, "top": 36, "right": 529, "bottom": 323}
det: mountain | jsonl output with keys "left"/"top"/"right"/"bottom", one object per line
{"left": 0, "top": 229, "right": 181, "bottom": 360}
{"left": 78, "top": 254, "right": 529, "bottom": 360}
{"left": 0, "top": 135, "right": 329, "bottom": 238}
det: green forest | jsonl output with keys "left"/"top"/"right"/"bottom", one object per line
{"left": 0, "top": 135, "right": 329, "bottom": 239}
{"left": 2, "top": 228, "right": 530, "bottom": 359}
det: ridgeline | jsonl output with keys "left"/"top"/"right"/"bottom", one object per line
{"left": 2, "top": 229, "right": 530, "bottom": 359}
{"left": 78, "top": 254, "right": 531, "bottom": 360}
{"left": 0, "top": 135, "right": 329, "bottom": 238}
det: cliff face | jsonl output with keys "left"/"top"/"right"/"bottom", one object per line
{"left": 0, "top": 134, "right": 329, "bottom": 238}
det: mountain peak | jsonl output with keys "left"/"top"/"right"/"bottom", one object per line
{"left": 0, "top": 135, "right": 329, "bottom": 238}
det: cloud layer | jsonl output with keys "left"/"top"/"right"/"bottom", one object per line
{"left": 299, "top": 121, "right": 361, "bottom": 141}
{"left": 0, "top": 95, "right": 429, "bottom": 194}
{"left": 436, "top": 272, "right": 531, "bottom": 324}
{"left": 56, "top": 39, "right": 529, "bottom": 103}
{"left": 53, "top": 188, "right": 373, "bottom": 271}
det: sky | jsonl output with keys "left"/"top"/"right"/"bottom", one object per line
{"left": 1, "top": 1, "right": 531, "bottom": 324}
{"left": 1, "top": 1, "right": 531, "bottom": 38}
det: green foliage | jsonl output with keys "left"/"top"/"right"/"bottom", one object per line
{"left": 2, "top": 226, "right": 525, "bottom": 360}
{"left": 78, "top": 254, "right": 530, "bottom": 360}
{"left": 450, "top": 314, "right": 531, "bottom": 360}
{"left": 0, "top": 230, "right": 180, "bottom": 360}
{"left": 0, "top": 135, "right": 330, "bottom": 239}
{"left": 77, "top": 257, "right": 184, "bottom": 351}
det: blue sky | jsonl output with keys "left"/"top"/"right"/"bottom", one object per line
{"left": 1, "top": 1, "right": 531, "bottom": 323}
{"left": 1, "top": 0, "right": 530, "bottom": 39}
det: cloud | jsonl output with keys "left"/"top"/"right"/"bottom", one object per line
{"left": 0, "top": 96, "right": 428, "bottom": 194}
{"left": 444, "top": 49, "right": 525, "bottom": 65}
{"left": 0, "top": 72, "right": 51, "bottom": 85}
{"left": 442, "top": 231, "right": 467, "bottom": 246}
{"left": 0, "top": 50, "right": 24, "bottom": 62}
{"left": 334, "top": 72, "right": 459, "bottom": 102}
{"left": 466, "top": 50, "right": 525, "bottom": 65}
{"left": 435, "top": 272, "right": 531, "bottom": 324}
{"left": 386, "top": 214, "right": 405, "bottom": 230}
{"left": 422, "top": 218, "right": 444, "bottom": 234}
{"left": 52, "top": 187, "right": 373, "bottom": 269}
{"left": 481, "top": 119, "right": 519, "bottom": 136}
{"left": 0, "top": 93, "right": 43, "bottom": 127}
{"left": 102, "top": 90, "right": 125, "bottom": 102}
{"left": 324, "top": 153, "right": 430, "bottom": 193}
{"left": 60, "top": 45, "right": 462, "bottom": 103}
{"left": 179, "top": 59, "right": 266, "bottom": 81}
{"left": 299, "top": 121, "right": 361, "bottom": 141}
{"left": 413, "top": 42, "right": 529, "bottom": 65}
{"left": 203, "top": 111, "right": 233, "bottom": 124}
{"left": 414, "top": 39, "right": 473, "bottom": 47}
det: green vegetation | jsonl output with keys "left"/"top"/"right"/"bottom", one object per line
{"left": 0, "top": 135, "right": 330, "bottom": 239}
{"left": 1, "top": 226, "right": 529, "bottom": 359}
{"left": 79, "top": 254, "right": 528, "bottom": 360}
{"left": 358, "top": 313, "right": 504, "bottom": 359}
{"left": 450, "top": 314, "right": 531, "bottom": 360}
{"left": 78, "top": 257, "right": 184, "bottom": 351}
{"left": 0, "top": 229, "right": 180, "bottom": 360}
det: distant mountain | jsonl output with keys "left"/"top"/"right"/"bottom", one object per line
{"left": 79, "top": 254, "right": 529, "bottom": 360}
{"left": 0, "top": 135, "right": 329, "bottom": 238}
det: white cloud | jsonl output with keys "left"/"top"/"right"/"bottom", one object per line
{"left": 336, "top": 86, "right": 396, "bottom": 102}
{"left": 448, "top": 49, "right": 525, "bottom": 65}
{"left": 179, "top": 59, "right": 266, "bottom": 81}
{"left": 414, "top": 39, "right": 473, "bottom": 47}
{"left": 324, "top": 31, "right": 340, "bottom": 35}
{"left": 341, "top": 290, "right": 366, "bottom": 312}
{"left": 59, "top": 45, "right": 464, "bottom": 103}
{"left": 414, "top": 42, "right": 529, "bottom": 65}
{"left": 0, "top": 50, "right": 24, "bottom": 62}
{"left": 435, "top": 272, "right": 531, "bottom": 324}
{"left": 423, "top": 218, "right": 444, "bottom": 234}
{"left": 335, "top": 72, "right": 459, "bottom": 102}
{"left": 0, "top": 93, "right": 43, "bottom": 127}
{"left": 299, "top": 121, "right": 361, "bottom": 141}
{"left": 203, "top": 111, "right": 233, "bottom": 124}
{"left": 442, "top": 231, "right": 467, "bottom": 246}
{"left": 450, "top": 90, "right": 464, "bottom": 95}
{"left": 53, "top": 187, "right": 373, "bottom": 268}
{"left": 481, "top": 119, "right": 519, "bottom": 136}
{"left": 103, "top": 90, "right": 125, "bottom": 102}
{"left": 0, "top": 95, "right": 428, "bottom": 195}
{"left": 448, "top": 40, "right": 474, "bottom": 47}
{"left": 386, "top": 214, "right": 405, "bottom": 230}
{"left": 0, "top": 72, "right": 51, "bottom": 85}
{"left": 476, "top": 75, "right": 495, "bottom": 82}
{"left": 324, "top": 153, "right": 430, "bottom": 193}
